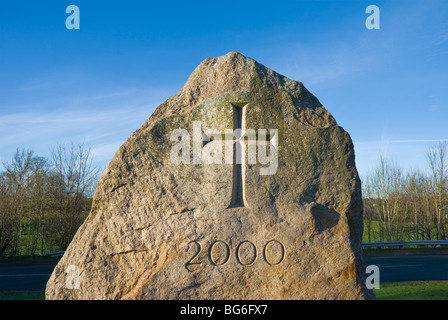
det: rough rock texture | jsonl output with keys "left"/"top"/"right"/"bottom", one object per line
{"left": 46, "top": 52, "right": 375, "bottom": 300}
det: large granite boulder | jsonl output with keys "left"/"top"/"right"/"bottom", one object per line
{"left": 46, "top": 52, "right": 374, "bottom": 300}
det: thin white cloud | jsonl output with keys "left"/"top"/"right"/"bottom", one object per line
{"left": 0, "top": 86, "right": 174, "bottom": 171}
{"left": 356, "top": 139, "right": 448, "bottom": 145}
{"left": 353, "top": 138, "right": 448, "bottom": 177}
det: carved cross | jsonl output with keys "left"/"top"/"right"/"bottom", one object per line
{"left": 228, "top": 104, "right": 246, "bottom": 208}
{"left": 226, "top": 104, "right": 272, "bottom": 208}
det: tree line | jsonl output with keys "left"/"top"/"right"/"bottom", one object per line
{"left": 2, "top": 140, "right": 446, "bottom": 257}
{"left": 0, "top": 143, "right": 98, "bottom": 257}
{"left": 363, "top": 142, "right": 448, "bottom": 242}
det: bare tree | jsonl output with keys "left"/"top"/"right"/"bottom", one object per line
{"left": 427, "top": 142, "right": 448, "bottom": 240}
{"left": 362, "top": 156, "right": 406, "bottom": 242}
{"left": 48, "top": 142, "right": 98, "bottom": 250}
{"left": 363, "top": 142, "right": 448, "bottom": 243}
{"left": 402, "top": 170, "right": 430, "bottom": 240}
{"left": 28, "top": 156, "right": 50, "bottom": 254}
{"left": 0, "top": 172, "right": 17, "bottom": 256}
{"left": 0, "top": 144, "right": 99, "bottom": 257}
{"left": 362, "top": 176, "right": 376, "bottom": 243}
{"left": 2, "top": 149, "right": 36, "bottom": 255}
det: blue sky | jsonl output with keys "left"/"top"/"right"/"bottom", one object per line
{"left": 1, "top": 0, "right": 447, "bottom": 178}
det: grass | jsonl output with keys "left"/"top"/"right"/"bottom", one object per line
{"left": 1, "top": 282, "right": 448, "bottom": 300}
{"left": 0, "top": 291, "right": 45, "bottom": 300}
{"left": 363, "top": 220, "right": 443, "bottom": 243}
{"left": 374, "top": 281, "right": 448, "bottom": 300}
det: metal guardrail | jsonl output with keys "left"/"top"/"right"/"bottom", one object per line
{"left": 40, "top": 251, "right": 65, "bottom": 258}
{"left": 362, "top": 240, "right": 448, "bottom": 248}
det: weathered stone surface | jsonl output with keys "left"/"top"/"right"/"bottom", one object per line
{"left": 46, "top": 52, "right": 374, "bottom": 300}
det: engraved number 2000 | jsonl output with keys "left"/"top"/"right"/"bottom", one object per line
{"left": 185, "top": 239, "right": 285, "bottom": 270}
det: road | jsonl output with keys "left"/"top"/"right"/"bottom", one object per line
{"left": 0, "top": 254, "right": 447, "bottom": 292}
{"left": 0, "top": 262, "right": 57, "bottom": 291}
{"left": 364, "top": 254, "right": 448, "bottom": 283}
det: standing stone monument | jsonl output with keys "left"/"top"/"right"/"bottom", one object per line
{"left": 46, "top": 52, "right": 374, "bottom": 300}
